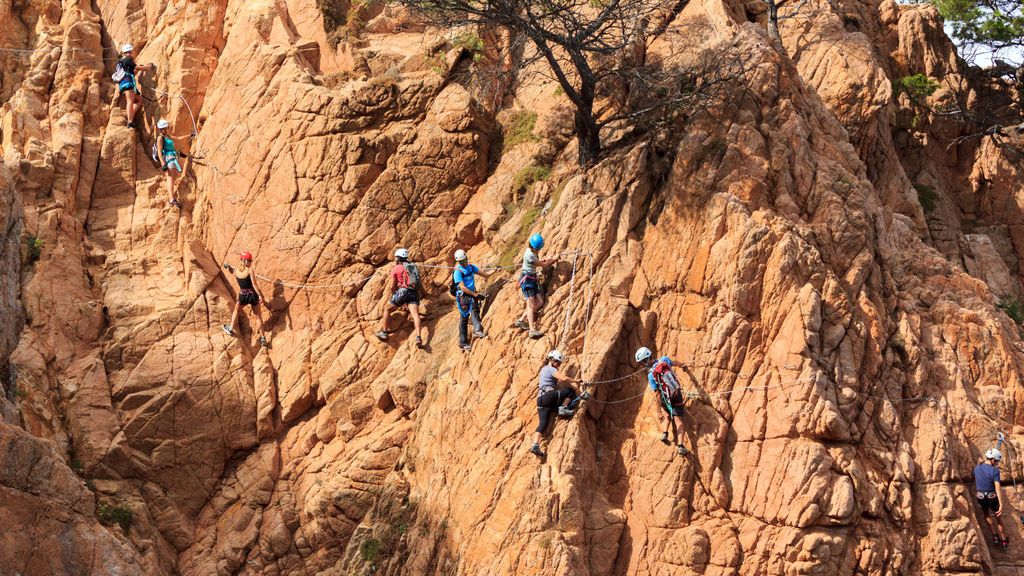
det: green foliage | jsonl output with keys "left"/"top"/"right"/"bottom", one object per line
{"left": 893, "top": 74, "right": 940, "bottom": 101}
{"left": 931, "top": 0, "right": 1024, "bottom": 58}
{"left": 553, "top": 85, "right": 564, "bottom": 97}
{"left": 914, "top": 183, "right": 937, "bottom": 213}
{"left": 998, "top": 297, "right": 1024, "bottom": 326}
{"left": 360, "top": 538, "right": 381, "bottom": 562}
{"left": 512, "top": 165, "right": 551, "bottom": 194}
{"left": 97, "top": 503, "right": 133, "bottom": 532}
{"left": 27, "top": 235, "right": 43, "bottom": 264}
{"left": 502, "top": 110, "right": 540, "bottom": 149}
{"left": 13, "top": 386, "right": 28, "bottom": 400}
{"left": 889, "top": 334, "right": 906, "bottom": 354}
{"left": 453, "top": 32, "right": 485, "bottom": 62}
{"left": 499, "top": 207, "right": 542, "bottom": 267}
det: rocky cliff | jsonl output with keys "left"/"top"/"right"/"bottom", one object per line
{"left": 1, "top": 0, "right": 1023, "bottom": 574}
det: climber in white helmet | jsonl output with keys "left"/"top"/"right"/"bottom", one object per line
{"left": 636, "top": 346, "right": 691, "bottom": 457}
{"left": 974, "top": 447, "right": 1009, "bottom": 550}
{"left": 529, "top": 349, "right": 582, "bottom": 458}
{"left": 376, "top": 248, "right": 425, "bottom": 348}
{"left": 156, "top": 119, "right": 184, "bottom": 208}
{"left": 452, "top": 248, "right": 493, "bottom": 352}
{"left": 113, "top": 43, "right": 153, "bottom": 128}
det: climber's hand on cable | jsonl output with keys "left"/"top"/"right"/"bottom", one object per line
{"left": 223, "top": 263, "right": 232, "bottom": 271}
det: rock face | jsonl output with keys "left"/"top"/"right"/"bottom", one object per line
{"left": 1, "top": 0, "right": 1023, "bottom": 574}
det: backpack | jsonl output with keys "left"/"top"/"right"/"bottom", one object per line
{"left": 402, "top": 262, "right": 421, "bottom": 290}
{"left": 652, "top": 361, "right": 680, "bottom": 397}
{"left": 111, "top": 62, "right": 126, "bottom": 83}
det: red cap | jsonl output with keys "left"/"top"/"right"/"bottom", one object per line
{"left": 239, "top": 251, "right": 253, "bottom": 261}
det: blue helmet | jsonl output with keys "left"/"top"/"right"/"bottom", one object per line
{"left": 529, "top": 233, "right": 544, "bottom": 250}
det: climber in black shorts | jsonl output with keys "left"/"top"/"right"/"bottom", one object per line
{"left": 222, "top": 251, "right": 269, "bottom": 347}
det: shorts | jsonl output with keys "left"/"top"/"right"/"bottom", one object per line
{"left": 520, "top": 274, "right": 540, "bottom": 298}
{"left": 390, "top": 287, "right": 420, "bottom": 307}
{"left": 977, "top": 494, "right": 1000, "bottom": 514}
{"left": 119, "top": 79, "right": 136, "bottom": 93}
{"left": 660, "top": 391, "right": 685, "bottom": 417}
{"left": 164, "top": 157, "right": 182, "bottom": 173}
{"left": 239, "top": 289, "right": 259, "bottom": 307}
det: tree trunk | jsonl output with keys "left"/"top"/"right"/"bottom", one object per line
{"left": 575, "top": 108, "right": 601, "bottom": 167}
{"left": 766, "top": 0, "right": 782, "bottom": 44}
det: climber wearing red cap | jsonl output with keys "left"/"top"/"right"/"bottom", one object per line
{"left": 222, "top": 251, "right": 268, "bottom": 347}
{"left": 375, "top": 248, "right": 425, "bottom": 348}
{"left": 112, "top": 43, "right": 153, "bottom": 128}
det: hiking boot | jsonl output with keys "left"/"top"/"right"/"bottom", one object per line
{"left": 127, "top": 121, "right": 135, "bottom": 128}
{"left": 994, "top": 534, "right": 1003, "bottom": 546}
{"left": 677, "top": 445, "right": 689, "bottom": 457}
{"left": 374, "top": 331, "right": 388, "bottom": 342}
{"left": 473, "top": 330, "right": 487, "bottom": 339}
{"left": 660, "top": 432, "right": 671, "bottom": 445}
{"left": 258, "top": 335, "right": 268, "bottom": 348}
{"left": 528, "top": 329, "right": 544, "bottom": 339}
{"left": 459, "top": 343, "right": 472, "bottom": 352}
{"left": 1002, "top": 537, "right": 1010, "bottom": 550}
{"left": 558, "top": 406, "right": 574, "bottom": 418}
{"left": 169, "top": 199, "right": 181, "bottom": 208}
{"left": 415, "top": 336, "right": 424, "bottom": 349}
{"left": 514, "top": 319, "right": 529, "bottom": 331}
{"left": 222, "top": 324, "right": 234, "bottom": 336}
{"left": 529, "top": 443, "right": 546, "bottom": 458}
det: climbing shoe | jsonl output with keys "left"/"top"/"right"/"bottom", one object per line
{"left": 558, "top": 406, "right": 575, "bottom": 418}
{"left": 528, "top": 329, "right": 544, "bottom": 339}
{"left": 660, "top": 432, "right": 671, "bottom": 445}
{"left": 459, "top": 343, "right": 472, "bottom": 352}
{"left": 415, "top": 336, "right": 424, "bottom": 349}
{"left": 677, "top": 445, "right": 689, "bottom": 457}
{"left": 473, "top": 330, "right": 487, "bottom": 339}
{"left": 514, "top": 319, "right": 529, "bottom": 331}
{"left": 994, "top": 535, "right": 1003, "bottom": 546}
{"left": 222, "top": 324, "right": 234, "bottom": 336}
{"left": 1002, "top": 537, "right": 1010, "bottom": 550}
{"left": 529, "top": 443, "right": 545, "bottom": 458}
{"left": 169, "top": 199, "right": 181, "bottom": 208}
{"left": 127, "top": 121, "right": 135, "bottom": 128}
{"left": 374, "top": 331, "right": 388, "bottom": 342}
{"left": 258, "top": 335, "right": 268, "bottom": 348}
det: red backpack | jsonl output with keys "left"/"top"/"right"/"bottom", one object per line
{"left": 651, "top": 360, "right": 680, "bottom": 398}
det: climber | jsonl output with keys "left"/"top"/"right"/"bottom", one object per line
{"left": 113, "top": 44, "right": 153, "bottom": 128}
{"left": 513, "top": 233, "right": 557, "bottom": 340}
{"left": 156, "top": 119, "right": 183, "bottom": 207}
{"left": 636, "top": 347, "right": 690, "bottom": 457}
{"left": 375, "top": 248, "right": 425, "bottom": 348}
{"left": 529, "top": 350, "right": 582, "bottom": 458}
{"left": 452, "top": 249, "right": 493, "bottom": 351}
{"left": 222, "top": 251, "right": 269, "bottom": 347}
{"left": 974, "top": 448, "right": 1009, "bottom": 550}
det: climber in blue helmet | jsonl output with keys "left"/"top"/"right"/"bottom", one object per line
{"left": 513, "top": 232, "right": 557, "bottom": 340}
{"left": 636, "top": 346, "right": 690, "bottom": 457}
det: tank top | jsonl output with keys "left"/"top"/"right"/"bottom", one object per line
{"left": 236, "top": 271, "right": 254, "bottom": 291}
{"left": 538, "top": 365, "right": 558, "bottom": 396}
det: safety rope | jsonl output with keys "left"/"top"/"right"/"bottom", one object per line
{"left": 558, "top": 251, "right": 580, "bottom": 351}
{"left": 252, "top": 269, "right": 379, "bottom": 290}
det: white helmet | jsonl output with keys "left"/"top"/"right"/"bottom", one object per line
{"left": 122, "top": 43, "right": 134, "bottom": 53}
{"left": 454, "top": 249, "right": 467, "bottom": 262}
{"left": 157, "top": 119, "right": 170, "bottom": 129}
{"left": 394, "top": 248, "right": 409, "bottom": 259}
{"left": 635, "top": 347, "right": 653, "bottom": 363}
{"left": 547, "top": 350, "right": 564, "bottom": 363}
{"left": 986, "top": 448, "right": 1003, "bottom": 461}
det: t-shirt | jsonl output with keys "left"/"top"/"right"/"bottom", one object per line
{"left": 453, "top": 264, "right": 479, "bottom": 292}
{"left": 538, "top": 365, "right": 558, "bottom": 395}
{"left": 975, "top": 463, "right": 1001, "bottom": 492}
{"left": 647, "top": 356, "right": 674, "bottom": 392}
{"left": 522, "top": 248, "right": 539, "bottom": 275}
{"left": 390, "top": 264, "right": 412, "bottom": 290}
{"left": 160, "top": 135, "right": 177, "bottom": 158}
{"left": 118, "top": 57, "right": 137, "bottom": 78}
